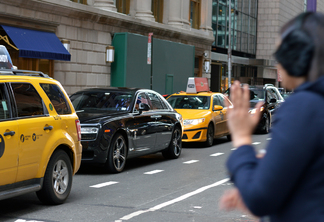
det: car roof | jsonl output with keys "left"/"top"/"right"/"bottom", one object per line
{"left": 71, "top": 87, "right": 148, "bottom": 94}
{"left": 169, "top": 91, "right": 223, "bottom": 96}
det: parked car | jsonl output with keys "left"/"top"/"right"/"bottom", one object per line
{"left": 167, "top": 91, "right": 232, "bottom": 147}
{"left": 70, "top": 87, "right": 183, "bottom": 173}
{"left": 0, "top": 55, "right": 82, "bottom": 204}
{"left": 248, "top": 85, "right": 284, "bottom": 133}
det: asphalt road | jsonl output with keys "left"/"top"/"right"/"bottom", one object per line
{"left": 0, "top": 134, "right": 271, "bottom": 222}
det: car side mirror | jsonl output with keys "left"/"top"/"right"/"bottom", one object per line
{"left": 270, "top": 98, "right": 277, "bottom": 103}
{"left": 213, "top": 105, "right": 223, "bottom": 111}
{"left": 139, "top": 103, "right": 150, "bottom": 112}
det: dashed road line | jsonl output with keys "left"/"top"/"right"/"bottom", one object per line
{"left": 267, "top": 138, "right": 272, "bottom": 140}
{"left": 144, "top": 170, "right": 164, "bottom": 175}
{"left": 183, "top": 160, "right": 199, "bottom": 164}
{"left": 15, "top": 220, "right": 44, "bottom": 222}
{"left": 90, "top": 181, "right": 119, "bottom": 188}
{"left": 210, "top": 152, "right": 224, "bottom": 157}
{"left": 231, "top": 148, "right": 237, "bottom": 150}
{"left": 252, "top": 142, "right": 261, "bottom": 145}
{"left": 117, "top": 178, "right": 229, "bottom": 221}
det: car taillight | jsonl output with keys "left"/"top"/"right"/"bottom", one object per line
{"left": 75, "top": 119, "right": 81, "bottom": 141}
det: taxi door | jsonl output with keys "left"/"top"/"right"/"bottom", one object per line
{"left": 10, "top": 82, "right": 57, "bottom": 182}
{"left": 211, "top": 95, "right": 227, "bottom": 136}
{"left": 0, "top": 83, "right": 18, "bottom": 185}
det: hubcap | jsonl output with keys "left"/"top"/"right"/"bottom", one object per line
{"left": 53, "top": 160, "right": 69, "bottom": 195}
{"left": 172, "top": 129, "right": 181, "bottom": 156}
{"left": 113, "top": 137, "right": 126, "bottom": 170}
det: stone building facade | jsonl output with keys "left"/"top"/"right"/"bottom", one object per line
{"left": 0, "top": 0, "right": 214, "bottom": 94}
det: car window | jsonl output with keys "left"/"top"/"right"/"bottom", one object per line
{"left": 11, "top": 83, "right": 45, "bottom": 117}
{"left": 167, "top": 96, "right": 210, "bottom": 109}
{"left": 135, "top": 92, "right": 151, "bottom": 111}
{"left": 249, "top": 88, "right": 265, "bottom": 101}
{"left": 40, "top": 83, "right": 71, "bottom": 115}
{"left": 146, "top": 92, "right": 165, "bottom": 110}
{"left": 0, "top": 84, "right": 10, "bottom": 120}
{"left": 70, "top": 91, "right": 134, "bottom": 112}
{"left": 267, "top": 89, "right": 276, "bottom": 102}
{"left": 217, "top": 95, "right": 225, "bottom": 107}
{"left": 213, "top": 95, "right": 222, "bottom": 106}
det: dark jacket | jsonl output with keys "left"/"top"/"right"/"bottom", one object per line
{"left": 227, "top": 76, "right": 324, "bottom": 221}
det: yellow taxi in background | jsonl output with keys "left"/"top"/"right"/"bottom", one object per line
{"left": 166, "top": 78, "right": 232, "bottom": 147}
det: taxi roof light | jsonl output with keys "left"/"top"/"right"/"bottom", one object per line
{"left": 0, "top": 45, "right": 14, "bottom": 70}
{"left": 186, "top": 77, "right": 210, "bottom": 93}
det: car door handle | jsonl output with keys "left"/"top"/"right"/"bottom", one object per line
{"left": 44, "top": 125, "right": 53, "bottom": 131}
{"left": 151, "top": 115, "right": 162, "bottom": 119}
{"left": 4, "top": 131, "right": 15, "bottom": 136}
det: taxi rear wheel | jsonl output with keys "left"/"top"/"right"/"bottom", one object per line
{"left": 105, "top": 133, "right": 127, "bottom": 173}
{"left": 36, "top": 150, "right": 72, "bottom": 205}
{"left": 205, "top": 124, "right": 214, "bottom": 147}
{"left": 162, "top": 126, "right": 182, "bottom": 159}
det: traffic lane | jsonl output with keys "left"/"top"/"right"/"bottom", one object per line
{"left": 0, "top": 138, "right": 232, "bottom": 222}
{"left": 0, "top": 134, "right": 271, "bottom": 222}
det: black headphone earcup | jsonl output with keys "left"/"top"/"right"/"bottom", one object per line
{"left": 275, "top": 29, "right": 314, "bottom": 77}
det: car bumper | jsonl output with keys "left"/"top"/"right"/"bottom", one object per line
{"left": 81, "top": 141, "right": 109, "bottom": 164}
{"left": 182, "top": 127, "right": 208, "bottom": 142}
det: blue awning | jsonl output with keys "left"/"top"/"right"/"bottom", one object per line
{"left": 1, "top": 25, "right": 71, "bottom": 61}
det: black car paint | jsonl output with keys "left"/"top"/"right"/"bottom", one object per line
{"left": 70, "top": 88, "right": 182, "bottom": 167}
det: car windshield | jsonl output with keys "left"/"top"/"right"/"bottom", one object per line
{"left": 70, "top": 91, "right": 134, "bottom": 112}
{"left": 249, "top": 88, "right": 265, "bottom": 101}
{"left": 167, "top": 95, "right": 210, "bottom": 109}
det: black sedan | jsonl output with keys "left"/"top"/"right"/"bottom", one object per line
{"left": 70, "top": 87, "right": 183, "bottom": 173}
{"left": 248, "top": 85, "right": 284, "bottom": 133}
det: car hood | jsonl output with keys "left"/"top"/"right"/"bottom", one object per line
{"left": 174, "top": 109, "right": 211, "bottom": 119}
{"left": 76, "top": 111, "right": 129, "bottom": 123}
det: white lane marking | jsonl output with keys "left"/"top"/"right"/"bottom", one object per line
{"left": 15, "top": 220, "right": 44, "bottom": 222}
{"left": 90, "top": 181, "right": 119, "bottom": 188}
{"left": 144, "top": 170, "right": 164, "bottom": 175}
{"left": 252, "top": 142, "right": 261, "bottom": 145}
{"left": 118, "top": 178, "right": 229, "bottom": 221}
{"left": 210, "top": 152, "right": 224, "bottom": 157}
{"left": 193, "top": 206, "right": 202, "bottom": 209}
{"left": 267, "top": 138, "right": 272, "bottom": 140}
{"left": 231, "top": 148, "right": 236, "bottom": 150}
{"left": 183, "top": 160, "right": 199, "bottom": 164}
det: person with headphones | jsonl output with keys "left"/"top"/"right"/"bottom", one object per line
{"left": 219, "top": 12, "right": 324, "bottom": 221}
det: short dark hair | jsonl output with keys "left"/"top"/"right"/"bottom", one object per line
{"left": 274, "top": 12, "right": 324, "bottom": 81}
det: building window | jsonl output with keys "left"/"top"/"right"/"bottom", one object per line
{"left": 116, "top": 0, "right": 130, "bottom": 15}
{"left": 190, "top": 0, "right": 201, "bottom": 29}
{"left": 70, "top": 0, "right": 87, "bottom": 4}
{"left": 152, "top": 0, "right": 164, "bottom": 23}
{"left": 304, "top": 0, "right": 308, "bottom": 11}
{"left": 212, "top": 0, "right": 257, "bottom": 56}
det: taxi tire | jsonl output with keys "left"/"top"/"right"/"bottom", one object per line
{"left": 105, "top": 133, "right": 127, "bottom": 173}
{"left": 162, "top": 126, "right": 182, "bottom": 159}
{"left": 205, "top": 124, "right": 214, "bottom": 147}
{"left": 36, "top": 150, "right": 72, "bottom": 205}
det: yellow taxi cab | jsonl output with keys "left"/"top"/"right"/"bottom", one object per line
{"left": 0, "top": 45, "right": 82, "bottom": 204}
{"left": 167, "top": 77, "right": 232, "bottom": 146}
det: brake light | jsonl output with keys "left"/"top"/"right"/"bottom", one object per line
{"left": 75, "top": 119, "right": 81, "bottom": 141}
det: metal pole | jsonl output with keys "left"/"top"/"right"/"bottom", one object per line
{"left": 228, "top": 0, "right": 232, "bottom": 89}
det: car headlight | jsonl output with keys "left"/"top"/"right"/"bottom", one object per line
{"left": 81, "top": 127, "right": 99, "bottom": 134}
{"left": 81, "top": 127, "right": 99, "bottom": 140}
{"left": 183, "top": 118, "right": 205, "bottom": 126}
{"left": 249, "top": 107, "right": 264, "bottom": 114}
